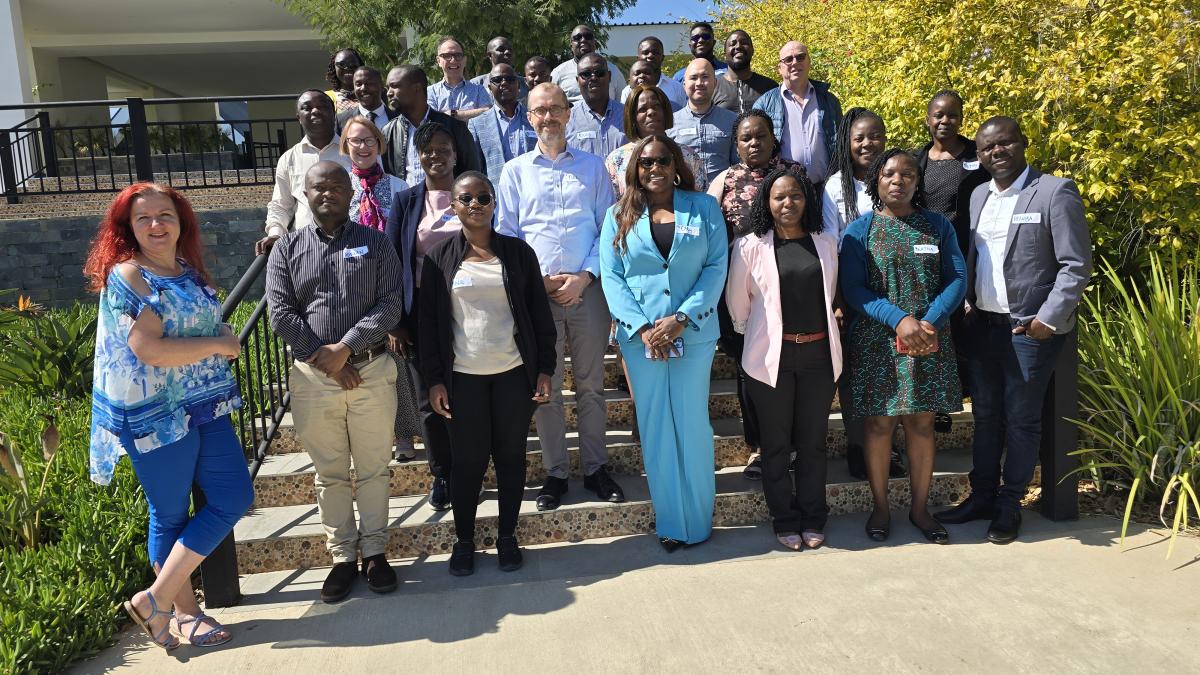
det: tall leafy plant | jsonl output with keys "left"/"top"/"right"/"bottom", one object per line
{"left": 0, "top": 301, "right": 96, "bottom": 404}
{"left": 1071, "top": 252, "right": 1200, "bottom": 556}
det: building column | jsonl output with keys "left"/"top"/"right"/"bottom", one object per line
{"left": 0, "top": 0, "right": 33, "bottom": 194}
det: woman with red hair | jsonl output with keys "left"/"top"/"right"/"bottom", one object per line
{"left": 85, "top": 183, "right": 253, "bottom": 650}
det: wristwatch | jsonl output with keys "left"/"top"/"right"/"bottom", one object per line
{"left": 674, "top": 311, "right": 690, "bottom": 326}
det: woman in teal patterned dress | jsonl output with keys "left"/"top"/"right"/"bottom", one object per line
{"left": 839, "top": 149, "right": 966, "bottom": 545}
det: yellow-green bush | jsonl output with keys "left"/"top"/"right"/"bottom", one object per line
{"left": 713, "top": 0, "right": 1200, "bottom": 268}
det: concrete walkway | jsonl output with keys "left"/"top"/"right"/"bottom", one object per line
{"left": 72, "top": 512, "right": 1200, "bottom": 674}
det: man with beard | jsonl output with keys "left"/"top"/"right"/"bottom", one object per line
{"left": 713, "top": 31, "right": 777, "bottom": 114}
{"left": 379, "top": 64, "right": 480, "bottom": 182}
{"left": 551, "top": 24, "right": 627, "bottom": 104}
{"left": 565, "top": 53, "right": 627, "bottom": 159}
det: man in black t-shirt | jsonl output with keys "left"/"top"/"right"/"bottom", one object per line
{"left": 713, "top": 30, "right": 778, "bottom": 114}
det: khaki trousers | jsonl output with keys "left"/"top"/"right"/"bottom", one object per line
{"left": 290, "top": 355, "right": 397, "bottom": 563}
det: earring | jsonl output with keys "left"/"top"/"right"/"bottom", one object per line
{"left": 673, "top": 173, "right": 681, "bottom": 186}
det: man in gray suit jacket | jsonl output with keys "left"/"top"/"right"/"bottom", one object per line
{"left": 935, "top": 116, "right": 1092, "bottom": 543}
{"left": 468, "top": 63, "right": 538, "bottom": 184}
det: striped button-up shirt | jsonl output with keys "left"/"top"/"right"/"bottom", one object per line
{"left": 265, "top": 220, "right": 404, "bottom": 362}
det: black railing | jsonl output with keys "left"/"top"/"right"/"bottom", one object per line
{"left": 198, "top": 252, "right": 291, "bottom": 607}
{"left": 0, "top": 95, "right": 297, "bottom": 203}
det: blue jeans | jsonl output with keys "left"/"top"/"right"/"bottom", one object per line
{"left": 966, "top": 320, "right": 1067, "bottom": 510}
{"left": 122, "top": 416, "right": 254, "bottom": 569}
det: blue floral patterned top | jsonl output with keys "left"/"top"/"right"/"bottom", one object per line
{"left": 89, "top": 262, "right": 242, "bottom": 485}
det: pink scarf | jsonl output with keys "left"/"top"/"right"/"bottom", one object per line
{"left": 352, "top": 163, "right": 385, "bottom": 231}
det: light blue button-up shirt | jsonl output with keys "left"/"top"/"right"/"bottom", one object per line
{"left": 493, "top": 104, "right": 535, "bottom": 162}
{"left": 404, "top": 108, "right": 432, "bottom": 184}
{"left": 427, "top": 79, "right": 492, "bottom": 113}
{"left": 565, "top": 100, "right": 627, "bottom": 161}
{"left": 495, "top": 146, "right": 615, "bottom": 278}
{"left": 667, "top": 103, "right": 739, "bottom": 182}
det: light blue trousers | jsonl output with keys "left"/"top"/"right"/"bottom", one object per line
{"left": 621, "top": 338, "right": 717, "bottom": 544}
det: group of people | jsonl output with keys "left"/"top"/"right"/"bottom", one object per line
{"left": 85, "top": 22, "right": 1092, "bottom": 650}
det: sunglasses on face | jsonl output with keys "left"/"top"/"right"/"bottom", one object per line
{"left": 489, "top": 75, "right": 519, "bottom": 84}
{"left": 578, "top": 69, "right": 609, "bottom": 80}
{"left": 572, "top": 32, "right": 595, "bottom": 42}
{"left": 779, "top": 54, "right": 808, "bottom": 65}
{"left": 456, "top": 193, "right": 494, "bottom": 206}
{"left": 637, "top": 156, "right": 672, "bottom": 169}
{"left": 334, "top": 61, "right": 359, "bottom": 70}
{"left": 690, "top": 33, "right": 714, "bottom": 42}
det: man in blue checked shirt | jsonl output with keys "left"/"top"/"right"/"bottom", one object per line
{"left": 468, "top": 63, "right": 537, "bottom": 184}
{"left": 496, "top": 82, "right": 627, "bottom": 512}
{"left": 565, "top": 53, "right": 627, "bottom": 160}
{"left": 669, "top": 59, "right": 739, "bottom": 184}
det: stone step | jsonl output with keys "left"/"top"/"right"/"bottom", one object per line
{"left": 252, "top": 411, "right": 976, "bottom": 508}
{"left": 234, "top": 448, "right": 982, "bottom": 575}
{"left": 564, "top": 351, "right": 739, "bottom": 390}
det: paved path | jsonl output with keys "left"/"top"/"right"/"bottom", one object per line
{"left": 72, "top": 512, "right": 1200, "bottom": 674}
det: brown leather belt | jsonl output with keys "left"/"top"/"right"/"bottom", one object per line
{"left": 347, "top": 342, "right": 389, "bottom": 365}
{"left": 781, "top": 331, "right": 828, "bottom": 344}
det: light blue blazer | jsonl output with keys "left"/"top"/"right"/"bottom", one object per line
{"left": 599, "top": 190, "right": 729, "bottom": 345}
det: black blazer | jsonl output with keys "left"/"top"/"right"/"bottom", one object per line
{"left": 418, "top": 230, "right": 557, "bottom": 396}
{"left": 381, "top": 108, "right": 481, "bottom": 181}
{"left": 383, "top": 182, "right": 428, "bottom": 329}
{"left": 915, "top": 135, "right": 990, "bottom": 256}
{"left": 335, "top": 106, "right": 398, "bottom": 135}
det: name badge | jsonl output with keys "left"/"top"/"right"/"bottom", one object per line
{"left": 452, "top": 275, "right": 473, "bottom": 289}
{"left": 675, "top": 224, "right": 700, "bottom": 236}
{"left": 1011, "top": 213, "right": 1042, "bottom": 224}
{"left": 913, "top": 244, "right": 939, "bottom": 254}
{"left": 441, "top": 213, "right": 456, "bottom": 222}
{"left": 575, "top": 131, "right": 598, "bottom": 140}
{"left": 676, "top": 127, "right": 697, "bottom": 137}
{"left": 524, "top": 129, "right": 537, "bottom": 138}
{"left": 343, "top": 246, "right": 368, "bottom": 259}
{"left": 962, "top": 160, "right": 980, "bottom": 171}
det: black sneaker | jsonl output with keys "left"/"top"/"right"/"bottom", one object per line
{"left": 320, "top": 561, "right": 358, "bottom": 603}
{"left": 360, "top": 553, "right": 398, "bottom": 594}
{"left": 584, "top": 466, "right": 626, "bottom": 503}
{"left": 497, "top": 535, "right": 523, "bottom": 572}
{"left": 429, "top": 477, "right": 452, "bottom": 511}
{"left": 449, "top": 540, "right": 475, "bottom": 576}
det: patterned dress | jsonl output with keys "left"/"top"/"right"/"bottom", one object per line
{"left": 847, "top": 212, "right": 962, "bottom": 416}
{"left": 89, "top": 263, "right": 242, "bottom": 485}
{"left": 718, "top": 158, "right": 806, "bottom": 239}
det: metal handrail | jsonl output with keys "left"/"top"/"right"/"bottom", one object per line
{"left": 0, "top": 94, "right": 297, "bottom": 111}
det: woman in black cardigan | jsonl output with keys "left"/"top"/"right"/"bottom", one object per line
{"left": 419, "top": 171, "right": 556, "bottom": 577}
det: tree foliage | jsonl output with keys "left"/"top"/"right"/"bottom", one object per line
{"left": 275, "top": 0, "right": 637, "bottom": 79}
{"left": 714, "top": 0, "right": 1200, "bottom": 269}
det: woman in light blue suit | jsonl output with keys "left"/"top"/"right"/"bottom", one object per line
{"left": 599, "top": 133, "right": 729, "bottom": 551}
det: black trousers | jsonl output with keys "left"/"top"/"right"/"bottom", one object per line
{"left": 717, "top": 291, "right": 761, "bottom": 448}
{"left": 448, "top": 366, "right": 534, "bottom": 542}
{"left": 409, "top": 288, "right": 452, "bottom": 479}
{"left": 744, "top": 340, "right": 836, "bottom": 533}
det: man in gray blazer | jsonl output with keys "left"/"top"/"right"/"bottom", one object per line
{"left": 468, "top": 63, "right": 537, "bottom": 184}
{"left": 935, "top": 116, "right": 1092, "bottom": 543}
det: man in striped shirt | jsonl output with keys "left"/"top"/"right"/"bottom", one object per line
{"left": 265, "top": 161, "right": 404, "bottom": 603}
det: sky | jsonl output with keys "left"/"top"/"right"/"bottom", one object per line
{"left": 608, "top": 1, "right": 719, "bottom": 24}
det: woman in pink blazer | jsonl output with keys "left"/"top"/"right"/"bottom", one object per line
{"left": 725, "top": 168, "right": 843, "bottom": 551}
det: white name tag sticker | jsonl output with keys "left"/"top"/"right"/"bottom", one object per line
{"left": 962, "top": 160, "right": 981, "bottom": 171}
{"left": 452, "top": 275, "right": 473, "bottom": 289}
{"left": 343, "top": 246, "right": 368, "bottom": 259}
{"left": 524, "top": 129, "right": 538, "bottom": 137}
{"left": 913, "top": 244, "right": 939, "bottom": 254}
{"left": 575, "top": 131, "right": 598, "bottom": 140}
{"left": 1012, "top": 213, "right": 1042, "bottom": 224}
{"left": 675, "top": 224, "right": 700, "bottom": 236}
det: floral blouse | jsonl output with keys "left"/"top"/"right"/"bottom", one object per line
{"left": 89, "top": 263, "right": 242, "bottom": 485}
{"left": 716, "top": 158, "right": 807, "bottom": 239}
{"left": 605, "top": 142, "right": 709, "bottom": 196}
{"left": 350, "top": 173, "right": 409, "bottom": 230}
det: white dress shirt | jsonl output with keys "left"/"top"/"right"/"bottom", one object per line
{"left": 973, "top": 166, "right": 1031, "bottom": 313}
{"left": 619, "top": 74, "right": 687, "bottom": 110}
{"left": 821, "top": 170, "right": 873, "bottom": 247}
{"left": 357, "top": 103, "right": 388, "bottom": 125}
{"left": 265, "top": 135, "right": 351, "bottom": 238}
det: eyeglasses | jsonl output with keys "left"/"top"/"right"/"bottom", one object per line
{"left": 690, "top": 33, "right": 715, "bottom": 42}
{"left": 489, "top": 75, "right": 519, "bottom": 84}
{"left": 347, "top": 137, "right": 378, "bottom": 148}
{"left": 779, "top": 54, "right": 808, "bottom": 65}
{"left": 455, "top": 193, "right": 493, "bottom": 206}
{"left": 637, "top": 156, "right": 672, "bottom": 169}
{"left": 529, "top": 105, "right": 568, "bottom": 118}
{"left": 578, "top": 69, "right": 609, "bottom": 80}
{"left": 438, "top": 52, "right": 465, "bottom": 61}
{"left": 571, "top": 32, "right": 595, "bottom": 42}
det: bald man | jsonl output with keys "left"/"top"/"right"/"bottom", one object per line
{"left": 751, "top": 40, "right": 843, "bottom": 184}
{"left": 266, "top": 160, "right": 404, "bottom": 603}
{"left": 668, "top": 59, "right": 739, "bottom": 183}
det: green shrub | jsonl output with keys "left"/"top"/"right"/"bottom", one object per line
{"left": 0, "top": 302, "right": 97, "bottom": 404}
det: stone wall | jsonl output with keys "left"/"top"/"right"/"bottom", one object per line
{"left": 0, "top": 208, "right": 267, "bottom": 306}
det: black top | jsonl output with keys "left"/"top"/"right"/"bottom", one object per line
{"left": 418, "top": 230, "right": 557, "bottom": 396}
{"left": 713, "top": 72, "right": 778, "bottom": 114}
{"left": 915, "top": 136, "right": 989, "bottom": 257}
{"left": 774, "top": 235, "right": 826, "bottom": 334}
{"left": 650, "top": 218, "right": 675, "bottom": 259}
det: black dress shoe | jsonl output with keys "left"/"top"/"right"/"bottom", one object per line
{"left": 888, "top": 446, "right": 908, "bottom": 478}
{"left": 935, "top": 494, "right": 995, "bottom": 524}
{"left": 584, "top": 466, "right": 625, "bottom": 503}
{"left": 865, "top": 515, "right": 890, "bottom": 542}
{"left": 320, "top": 561, "right": 358, "bottom": 603}
{"left": 659, "top": 537, "right": 686, "bottom": 552}
{"left": 909, "top": 512, "right": 949, "bottom": 544}
{"left": 497, "top": 535, "right": 523, "bottom": 572}
{"left": 360, "top": 553, "right": 398, "bottom": 593}
{"left": 429, "top": 477, "right": 452, "bottom": 511}
{"left": 536, "top": 475, "right": 569, "bottom": 511}
{"left": 846, "top": 444, "right": 867, "bottom": 480}
{"left": 449, "top": 540, "right": 475, "bottom": 576}
{"left": 987, "top": 508, "right": 1022, "bottom": 544}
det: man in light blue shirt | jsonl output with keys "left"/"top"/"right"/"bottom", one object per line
{"left": 427, "top": 36, "right": 492, "bottom": 121}
{"left": 496, "top": 82, "right": 626, "bottom": 511}
{"left": 565, "top": 53, "right": 627, "bottom": 160}
{"left": 619, "top": 57, "right": 686, "bottom": 112}
{"left": 668, "top": 59, "right": 739, "bottom": 183}
{"left": 468, "top": 63, "right": 537, "bottom": 183}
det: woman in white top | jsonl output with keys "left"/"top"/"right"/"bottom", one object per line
{"left": 821, "top": 108, "right": 886, "bottom": 246}
{"left": 418, "top": 171, "right": 556, "bottom": 577}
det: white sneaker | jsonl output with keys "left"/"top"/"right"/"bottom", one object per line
{"left": 393, "top": 437, "right": 416, "bottom": 461}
